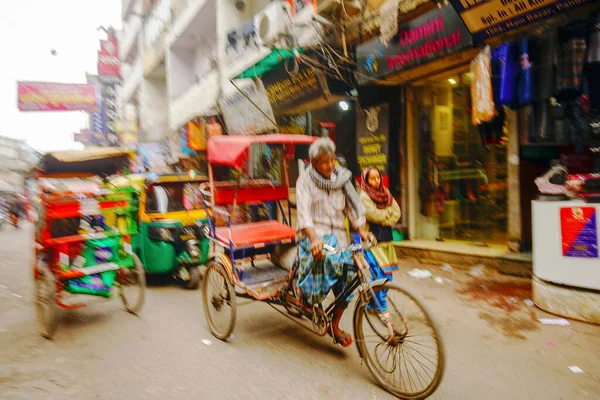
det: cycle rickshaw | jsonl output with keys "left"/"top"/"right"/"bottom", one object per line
{"left": 200, "top": 134, "right": 445, "bottom": 399}
{"left": 33, "top": 149, "right": 146, "bottom": 339}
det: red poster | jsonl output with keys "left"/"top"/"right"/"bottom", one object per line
{"left": 17, "top": 82, "right": 99, "bottom": 112}
{"left": 318, "top": 121, "right": 336, "bottom": 144}
{"left": 560, "top": 207, "right": 598, "bottom": 258}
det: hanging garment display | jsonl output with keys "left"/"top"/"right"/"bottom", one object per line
{"left": 471, "top": 46, "right": 496, "bottom": 126}
{"left": 557, "top": 20, "right": 588, "bottom": 98}
{"left": 492, "top": 43, "right": 518, "bottom": 108}
{"left": 586, "top": 12, "right": 600, "bottom": 113}
{"left": 479, "top": 106, "right": 505, "bottom": 146}
{"left": 518, "top": 38, "right": 534, "bottom": 107}
{"left": 538, "top": 31, "right": 559, "bottom": 101}
{"left": 379, "top": 0, "right": 400, "bottom": 46}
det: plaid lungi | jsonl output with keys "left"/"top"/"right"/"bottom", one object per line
{"left": 297, "top": 234, "right": 355, "bottom": 306}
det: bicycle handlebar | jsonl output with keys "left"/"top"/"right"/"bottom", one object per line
{"left": 322, "top": 240, "right": 376, "bottom": 254}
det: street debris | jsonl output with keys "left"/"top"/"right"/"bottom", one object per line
{"left": 433, "top": 276, "right": 444, "bottom": 285}
{"left": 524, "top": 299, "right": 534, "bottom": 307}
{"left": 546, "top": 341, "right": 554, "bottom": 347}
{"left": 568, "top": 366, "right": 584, "bottom": 374}
{"left": 408, "top": 269, "right": 432, "bottom": 279}
{"left": 201, "top": 339, "right": 212, "bottom": 346}
{"left": 11, "top": 293, "right": 22, "bottom": 299}
{"left": 539, "top": 318, "right": 570, "bottom": 326}
{"left": 469, "top": 264, "right": 487, "bottom": 277}
{"left": 441, "top": 264, "right": 454, "bottom": 273}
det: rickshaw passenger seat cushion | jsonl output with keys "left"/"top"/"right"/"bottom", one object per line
{"left": 215, "top": 220, "right": 296, "bottom": 248}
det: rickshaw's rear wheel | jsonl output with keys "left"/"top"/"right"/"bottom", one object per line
{"left": 34, "top": 260, "right": 59, "bottom": 339}
{"left": 202, "top": 259, "right": 237, "bottom": 341}
{"left": 119, "top": 254, "right": 146, "bottom": 315}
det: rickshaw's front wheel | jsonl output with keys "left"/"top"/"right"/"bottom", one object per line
{"left": 353, "top": 282, "right": 445, "bottom": 400}
{"left": 119, "top": 254, "right": 146, "bottom": 315}
{"left": 183, "top": 265, "right": 201, "bottom": 290}
{"left": 202, "top": 259, "right": 237, "bottom": 341}
{"left": 34, "top": 260, "right": 59, "bottom": 339}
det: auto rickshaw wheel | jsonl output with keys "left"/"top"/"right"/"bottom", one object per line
{"left": 202, "top": 259, "right": 237, "bottom": 341}
{"left": 119, "top": 254, "right": 146, "bottom": 315}
{"left": 183, "top": 265, "right": 201, "bottom": 290}
{"left": 34, "top": 260, "right": 59, "bottom": 339}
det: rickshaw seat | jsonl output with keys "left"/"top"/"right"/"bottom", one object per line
{"left": 215, "top": 220, "right": 296, "bottom": 248}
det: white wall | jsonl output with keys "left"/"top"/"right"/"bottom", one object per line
{"left": 166, "top": 46, "right": 196, "bottom": 100}
{"left": 144, "top": 0, "right": 171, "bottom": 47}
{"left": 140, "top": 78, "right": 168, "bottom": 142}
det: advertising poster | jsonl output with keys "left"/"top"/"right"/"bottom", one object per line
{"left": 357, "top": 104, "right": 390, "bottom": 175}
{"left": 560, "top": 207, "right": 599, "bottom": 258}
{"left": 17, "top": 82, "right": 100, "bottom": 112}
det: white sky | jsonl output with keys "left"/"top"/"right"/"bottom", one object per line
{"left": 1, "top": 0, "right": 122, "bottom": 152}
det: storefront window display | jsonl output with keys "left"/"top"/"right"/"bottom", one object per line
{"left": 412, "top": 71, "right": 508, "bottom": 244}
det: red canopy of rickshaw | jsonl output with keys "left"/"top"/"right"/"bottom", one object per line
{"left": 207, "top": 134, "right": 317, "bottom": 169}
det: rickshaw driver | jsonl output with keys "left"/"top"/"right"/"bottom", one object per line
{"left": 295, "top": 138, "right": 375, "bottom": 347}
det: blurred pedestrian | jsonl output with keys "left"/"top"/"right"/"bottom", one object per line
{"left": 359, "top": 166, "right": 401, "bottom": 314}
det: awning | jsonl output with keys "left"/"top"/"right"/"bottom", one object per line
{"left": 235, "top": 48, "right": 305, "bottom": 79}
{"left": 207, "top": 134, "right": 316, "bottom": 169}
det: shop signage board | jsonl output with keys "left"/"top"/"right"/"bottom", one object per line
{"left": 101, "top": 83, "right": 119, "bottom": 146}
{"left": 278, "top": 114, "right": 309, "bottom": 135}
{"left": 219, "top": 79, "right": 277, "bottom": 135}
{"left": 357, "top": 4, "right": 473, "bottom": 80}
{"left": 357, "top": 104, "right": 390, "bottom": 175}
{"left": 262, "top": 62, "right": 327, "bottom": 114}
{"left": 450, "top": 0, "right": 595, "bottom": 41}
{"left": 98, "top": 35, "right": 121, "bottom": 78}
{"left": 17, "top": 82, "right": 100, "bottom": 112}
{"left": 560, "top": 207, "right": 598, "bottom": 258}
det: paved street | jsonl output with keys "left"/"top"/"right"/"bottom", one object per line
{"left": 1, "top": 224, "right": 599, "bottom": 400}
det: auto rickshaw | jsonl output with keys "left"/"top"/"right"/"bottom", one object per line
{"left": 109, "top": 172, "right": 211, "bottom": 289}
{"left": 33, "top": 148, "right": 146, "bottom": 339}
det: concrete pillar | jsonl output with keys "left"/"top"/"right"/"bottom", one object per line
{"left": 506, "top": 108, "right": 522, "bottom": 252}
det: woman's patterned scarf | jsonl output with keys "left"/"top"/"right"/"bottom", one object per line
{"left": 361, "top": 167, "right": 393, "bottom": 210}
{"left": 307, "top": 165, "right": 363, "bottom": 221}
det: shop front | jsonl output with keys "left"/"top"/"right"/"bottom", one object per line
{"left": 354, "top": 0, "right": 600, "bottom": 274}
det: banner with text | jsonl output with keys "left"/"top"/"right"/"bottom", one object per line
{"left": 357, "top": 4, "right": 473, "bottom": 79}
{"left": 262, "top": 62, "right": 326, "bottom": 114}
{"left": 219, "top": 79, "right": 277, "bottom": 135}
{"left": 17, "top": 82, "right": 100, "bottom": 112}
{"left": 450, "top": 0, "right": 594, "bottom": 41}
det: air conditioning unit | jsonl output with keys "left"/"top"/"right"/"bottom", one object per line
{"left": 254, "top": 1, "right": 292, "bottom": 47}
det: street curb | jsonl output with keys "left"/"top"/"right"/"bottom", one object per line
{"left": 395, "top": 246, "right": 533, "bottom": 278}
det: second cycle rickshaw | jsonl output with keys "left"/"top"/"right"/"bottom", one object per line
{"left": 200, "top": 134, "right": 445, "bottom": 399}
